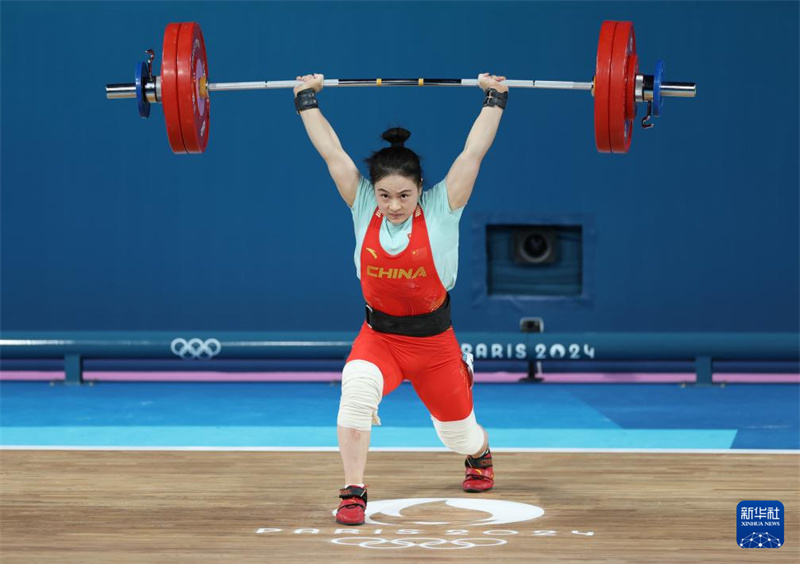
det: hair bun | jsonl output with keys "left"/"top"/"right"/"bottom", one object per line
{"left": 382, "top": 127, "right": 411, "bottom": 148}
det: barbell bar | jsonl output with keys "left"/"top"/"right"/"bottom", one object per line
{"left": 105, "top": 21, "right": 697, "bottom": 154}
{"left": 108, "top": 77, "right": 596, "bottom": 96}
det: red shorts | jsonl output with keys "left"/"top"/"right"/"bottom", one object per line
{"left": 347, "top": 322, "right": 473, "bottom": 422}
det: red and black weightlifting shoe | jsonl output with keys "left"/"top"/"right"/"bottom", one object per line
{"left": 335, "top": 485, "right": 368, "bottom": 526}
{"left": 463, "top": 448, "right": 494, "bottom": 493}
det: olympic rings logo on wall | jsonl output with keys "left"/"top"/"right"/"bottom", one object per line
{"left": 170, "top": 337, "right": 222, "bottom": 359}
{"left": 331, "top": 537, "right": 506, "bottom": 550}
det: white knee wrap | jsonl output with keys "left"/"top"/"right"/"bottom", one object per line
{"left": 337, "top": 360, "right": 384, "bottom": 432}
{"left": 431, "top": 410, "right": 485, "bottom": 455}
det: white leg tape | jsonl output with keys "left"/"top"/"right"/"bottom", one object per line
{"left": 431, "top": 410, "right": 485, "bottom": 455}
{"left": 337, "top": 360, "right": 384, "bottom": 432}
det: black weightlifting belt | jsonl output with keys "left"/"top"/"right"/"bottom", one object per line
{"left": 365, "top": 294, "right": 451, "bottom": 337}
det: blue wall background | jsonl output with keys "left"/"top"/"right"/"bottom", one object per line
{"left": 1, "top": 1, "right": 798, "bottom": 334}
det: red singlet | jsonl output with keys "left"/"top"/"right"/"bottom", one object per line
{"left": 347, "top": 206, "right": 473, "bottom": 422}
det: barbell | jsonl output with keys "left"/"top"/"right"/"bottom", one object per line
{"left": 105, "top": 21, "right": 696, "bottom": 155}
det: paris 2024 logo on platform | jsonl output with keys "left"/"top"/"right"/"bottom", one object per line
{"left": 360, "top": 497, "right": 544, "bottom": 527}
{"left": 256, "top": 497, "right": 596, "bottom": 550}
{"left": 330, "top": 498, "right": 546, "bottom": 550}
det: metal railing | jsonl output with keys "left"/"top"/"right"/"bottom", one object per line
{"left": 1, "top": 331, "right": 797, "bottom": 386}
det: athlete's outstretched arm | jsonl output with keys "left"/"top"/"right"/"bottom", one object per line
{"left": 445, "top": 73, "right": 508, "bottom": 210}
{"left": 295, "top": 74, "right": 360, "bottom": 206}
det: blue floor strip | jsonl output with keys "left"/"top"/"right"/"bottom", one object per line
{"left": 0, "top": 426, "right": 737, "bottom": 449}
{"left": 0, "top": 382, "right": 796, "bottom": 449}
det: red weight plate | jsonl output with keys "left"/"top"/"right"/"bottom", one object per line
{"left": 176, "top": 22, "right": 210, "bottom": 154}
{"left": 161, "top": 23, "right": 186, "bottom": 153}
{"left": 594, "top": 21, "right": 616, "bottom": 153}
{"left": 626, "top": 53, "right": 639, "bottom": 122}
{"left": 608, "top": 21, "right": 636, "bottom": 153}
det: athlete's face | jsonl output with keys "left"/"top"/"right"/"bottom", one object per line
{"left": 374, "top": 174, "right": 422, "bottom": 225}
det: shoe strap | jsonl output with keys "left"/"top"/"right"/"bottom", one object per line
{"left": 465, "top": 451, "right": 493, "bottom": 469}
{"left": 465, "top": 467, "right": 494, "bottom": 481}
{"left": 339, "top": 485, "right": 368, "bottom": 502}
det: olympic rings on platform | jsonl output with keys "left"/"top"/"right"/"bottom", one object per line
{"left": 170, "top": 337, "right": 222, "bottom": 359}
{"left": 330, "top": 537, "right": 507, "bottom": 550}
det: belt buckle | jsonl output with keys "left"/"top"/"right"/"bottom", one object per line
{"left": 365, "top": 304, "right": 374, "bottom": 329}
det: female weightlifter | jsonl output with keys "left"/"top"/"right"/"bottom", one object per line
{"left": 294, "top": 73, "right": 507, "bottom": 525}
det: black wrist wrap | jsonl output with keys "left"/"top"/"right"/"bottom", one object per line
{"left": 295, "top": 89, "right": 319, "bottom": 113}
{"left": 483, "top": 88, "right": 508, "bottom": 110}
